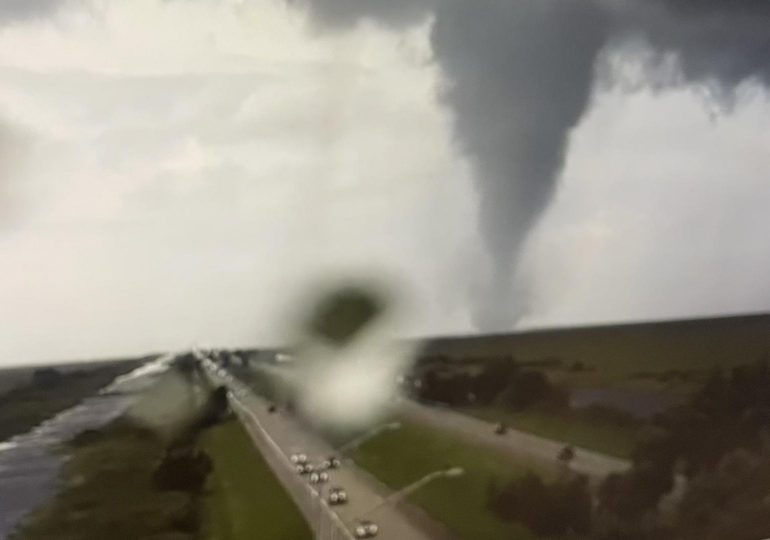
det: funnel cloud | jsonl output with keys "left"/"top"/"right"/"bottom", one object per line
{"left": 432, "top": 0, "right": 610, "bottom": 329}
{"left": 295, "top": 0, "right": 770, "bottom": 331}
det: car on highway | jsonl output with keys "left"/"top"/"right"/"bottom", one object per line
{"left": 295, "top": 463, "right": 314, "bottom": 475}
{"left": 353, "top": 520, "right": 379, "bottom": 538}
{"left": 494, "top": 422, "right": 507, "bottom": 435}
{"left": 327, "top": 487, "right": 348, "bottom": 505}
{"left": 276, "top": 353, "right": 293, "bottom": 363}
{"left": 290, "top": 453, "right": 308, "bottom": 465}
{"left": 320, "top": 456, "right": 341, "bottom": 470}
{"left": 309, "top": 471, "right": 329, "bottom": 484}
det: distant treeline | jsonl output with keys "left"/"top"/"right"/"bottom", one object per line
{"left": 408, "top": 356, "right": 569, "bottom": 412}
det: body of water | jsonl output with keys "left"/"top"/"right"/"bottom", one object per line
{"left": 0, "top": 357, "right": 171, "bottom": 539}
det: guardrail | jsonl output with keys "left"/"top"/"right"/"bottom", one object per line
{"left": 204, "top": 362, "right": 354, "bottom": 540}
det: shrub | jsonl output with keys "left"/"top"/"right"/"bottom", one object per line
{"left": 488, "top": 472, "right": 592, "bottom": 536}
{"left": 497, "top": 370, "right": 568, "bottom": 410}
{"left": 153, "top": 447, "right": 213, "bottom": 493}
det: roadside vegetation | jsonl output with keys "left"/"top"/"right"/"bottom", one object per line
{"left": 488, "top": 471, "right": 592, "bottom": 538}
{"left": 593, "top": 359, "right": 770, "bottom": 540}
{"left": 0, "top": 360, "right": 140, "bottom": 442}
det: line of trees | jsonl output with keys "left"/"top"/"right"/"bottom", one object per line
{"left": 410, "top": 357, "right": 568, "bottom": 411}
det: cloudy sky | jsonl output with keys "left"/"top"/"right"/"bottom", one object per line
{"left": 0, "top": 0, "right": 768, "bottom": 365}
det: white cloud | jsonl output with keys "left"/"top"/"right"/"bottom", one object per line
{"left": 0, "top": 0, "right": 476, "bottom": 364}
{"left": 519, "top": 83, "right": 770, "bottom": 327}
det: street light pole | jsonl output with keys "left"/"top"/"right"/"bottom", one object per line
{"left": 308, "top": 422, "right": 401, "bottom": 499}
{"left": 354, "top": 467, "right": 464, "bottom": 521}
{"left": 335, "top": 421, "right": 401, "bottom": 455}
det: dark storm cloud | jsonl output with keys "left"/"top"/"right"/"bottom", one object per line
{"left": 298, "top": 0, "right": 770, "bottom": 331}
{"left": 628, "top": 0, "right": 770, "bottom": 89}
{"left": 297, "top": 0, "right": 436, "bottom": 29}
{"left": 300, "top": 0, "right": 612, "bottom": 330}
{"left": 0, "top": 0, "right": 65, "bottom": 21}
{"left": 431, "top": 0, "right": 610, "bottom": 329}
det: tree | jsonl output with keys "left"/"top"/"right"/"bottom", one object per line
{"left": 196, "top": 386, "right": 230, "bottom": 429}
{"left": 558, "top": 445, "right": 576, "bottom": 468}
{"left": 596, "top": 359, "right": 770, "bottom": 538}
{"left": 153, "top": 447, "right": 213, "bottom": 493}
{"left": 489, "top": 472, "right": 592, "bottom": 537}
{"left": 673, "top": 443, "right": 770, "bottom": 540}
{"left": 497, "top": 370, "right": 565, "bottom": 410}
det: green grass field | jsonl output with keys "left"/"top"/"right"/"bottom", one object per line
{"left": 201, "top": 419, "right": 311, "bottom": 540}
{"left": 350, "top": 420, "right": 546, "bottom": 540}
{"left": 466, "top": 407, "right": 637, "bottom": 459}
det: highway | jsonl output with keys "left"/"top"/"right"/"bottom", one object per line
{"left": 204, "top": 361, "right": 435, "bottom": 540}
{"left": 401, "top": 400, "right": 631, "bottom": 480}
{"left": 239, "top": 360, "right": 630, "bottom": 480}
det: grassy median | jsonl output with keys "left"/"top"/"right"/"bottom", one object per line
{"left": 200, "top": 419, "right": 311, "bottom": 540}
{"left": 351, "top": 420, "right": 547, "bottom": 540}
